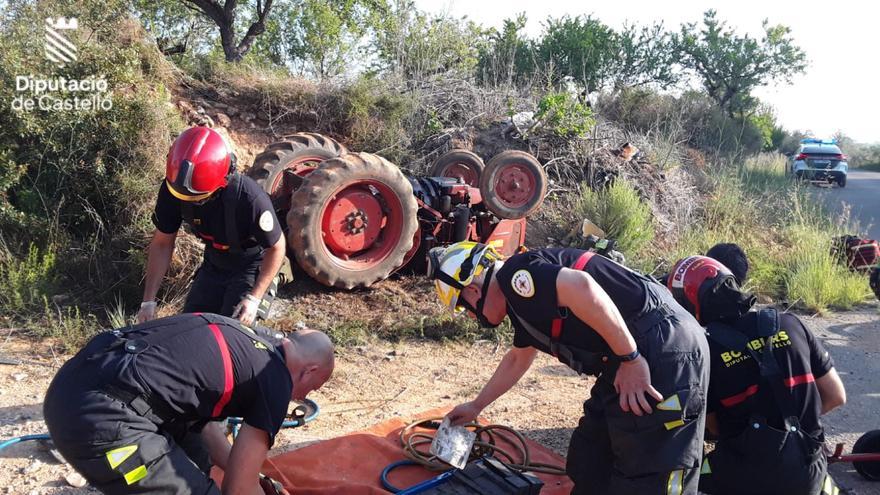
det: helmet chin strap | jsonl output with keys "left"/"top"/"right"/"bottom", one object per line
{"left": 459, "top": 265, "right": 500, "bottom": 329}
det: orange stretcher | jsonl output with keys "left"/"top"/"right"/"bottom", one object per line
{"left": 218, "top": 409, "right": 573, "bottom": 494}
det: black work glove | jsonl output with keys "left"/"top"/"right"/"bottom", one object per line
{"left": 259, "top": 473, "right": 290, "bottom": 495}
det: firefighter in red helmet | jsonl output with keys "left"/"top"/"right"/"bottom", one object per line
{"left": 667, "top": 255, "right": 846, "bottom": 495}
{"left": 137, "top": 127, "right": 286, "bottom": 327}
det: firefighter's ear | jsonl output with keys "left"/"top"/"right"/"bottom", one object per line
{"left": 229, "top": 153, "right": 238, "bottom": 174}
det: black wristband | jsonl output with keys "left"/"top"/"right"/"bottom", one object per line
{"left": 616, "top": 349, "right": 640, "bottom": 362}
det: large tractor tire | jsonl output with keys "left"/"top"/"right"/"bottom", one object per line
{"left": 288, "top": 152, "right": 419, "bottom": 289}
{"left": 871, "top": 265, "right": 880, "bottom": 301}
{"left": 428, "top": 149, "right": 484, "bottom": 186}
{"left": 247, "top": 133, "right": 347, "bottom": 212}
{"left": 479, "top": 150, "right": 547, "bottom": 219}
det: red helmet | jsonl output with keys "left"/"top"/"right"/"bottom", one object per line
{"left": 165, "top": 127, "right": 235, "bottom": 202}
{"left": 667, "top": 255, "right": 737, "bottom": 323}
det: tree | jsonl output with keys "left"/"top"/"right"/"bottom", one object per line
{"left": 610, "top": 22, "right": 679, "bottom": 91}
{"left": 676, "top": 10, "right": 806, "bottom": 117}
{"left": 182, "top": 0, "right": 275, "bottom": 62}
{"left": 536, "top": 15, "right": 616, "bottom": 92}
{"left": 285, "top": 0, "right": 388, "bottom": 79}
{"left": 133, "top": 0, "right": 214, "bottom": 56}
{"left": 476, "top": 14, "right": 534, "bottom": 87}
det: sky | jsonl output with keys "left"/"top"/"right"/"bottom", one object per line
{"left": 414, "top": 0, "right": 880, "bottom": 144}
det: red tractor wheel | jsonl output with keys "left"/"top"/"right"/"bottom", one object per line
{"left": 853, "top": 429, "right": 880, "bottom": 481}
{"left": 288, "top": 152, "right": 418, "bottom": 289}
{"left": 428, "top": 149, "right": 484, "bottom": 186}
{"left": 479, "top": 151, "right": 547, "bottom": 219}
{"left": 247, "top": 133, "right": 347, "bottom": 212}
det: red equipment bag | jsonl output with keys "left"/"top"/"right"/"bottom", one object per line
{"left": 833, "top": 236, "right": 880, "bottom": 272}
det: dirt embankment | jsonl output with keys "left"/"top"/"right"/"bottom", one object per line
{"left": 1, "top": 302, "right": 878, "bottom": 494}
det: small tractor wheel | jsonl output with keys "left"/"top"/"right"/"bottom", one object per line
{"left": 853, "top": 429, "right": 880, "bottom": 481}
{"left": 288, "top": 152, "right": 418, "bottom": 289}
{"left": 247, "top": 133, "right": 347, "bottom": 212}
{"left": 479, "top": 150, "right": 547, "bottom": 219}
{"left": 428, "top": 149, "right": 484, "bottom": 186}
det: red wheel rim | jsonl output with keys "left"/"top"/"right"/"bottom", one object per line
{"left": 269, "top": 155, "right": 325, "bottom": 196}
{"left": 441, "top": 163, "right": 479, "bottom": 186}
{"left": 319, "top": 180, "right": 405, "bottom": 270}
{"left": 492, "top": 163, "right": 537, "bottom": 208}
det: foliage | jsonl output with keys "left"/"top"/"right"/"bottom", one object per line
{"left": 283, "top": 0, "right": 387, "bottom": 79}
{"left": 0, "top": 0, "right": 182, "bottom": 308}
{"left": 180, "top": 0, "right": 277, "bottom": 62}
{"left": 373, "top": 1, "right": 488, "bottom": 81}
{"left": 608, "top": 22, "right": 679, "bottom": 91}
{"left": 534, "top": 15, "right": 616, "bottom": 93}
{"left": 573, "top": 179, "right": 654, "bottom": 255}
{"left": 534, "top": 91, "right": 594, "bottom": 138}
{"left": 676, "top": 10, "right": 806, "bottom": 116}
{"left": 0, "top": 242, "right": 57, "bottom": 315}
{"left": 747, "top": 106, "right": 777, "bottom": 151}
{"left": 132, "top": 0, "right": 215, "bottom": 57}
{"left": 476, "top": 14, "right": 533, "bottom": 87}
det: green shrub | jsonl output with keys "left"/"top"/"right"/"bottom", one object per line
{"left": 535, "top": 91, "right": 595, "bottom": 138}
{"left": 573, "top": 179, "right": 654, "bottom": 255}
{"left": 0, "top": 0, "right": 182, "bottom": 308}
{"left": 0, "top": 243, "right": 57, "bottom": 314}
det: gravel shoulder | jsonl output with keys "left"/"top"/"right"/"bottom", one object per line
{"left": 1, "top": 303, "right": 878, "bottom": 494}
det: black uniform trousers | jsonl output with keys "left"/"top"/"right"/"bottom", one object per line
{"left": 566, "top": 281, "right": 710, "bottom": 495}
{"left": 183, "top": 248, "right": 264, "bottom": 317}
{"left": 43, "top": 332, "right": 220, "bottom": 495}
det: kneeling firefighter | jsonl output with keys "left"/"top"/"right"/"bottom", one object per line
{"left": 666, "top": 256, "right": 847, "bottom": 495}
{"left": 137, "top": 126, "right": 286, "bottom": 326}
{"left": 428, "top": 242, "right": 709, "bottom": 494}
{"left": 43, "top": 313, "right": 334, "bottom": 494}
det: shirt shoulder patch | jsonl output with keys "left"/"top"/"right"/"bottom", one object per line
{"left": 511, "top": 269, "right": 535, "bottom": 298}
{"left": 259, "top": 210, "right": 274, "bottom": 232}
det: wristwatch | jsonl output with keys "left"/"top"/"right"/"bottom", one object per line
{"left": 616, "top": 349, "right": 640, "bottom": 362}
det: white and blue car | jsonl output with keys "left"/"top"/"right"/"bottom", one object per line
{"left": 789, "top": 138, "right": 848, "bottom": 187}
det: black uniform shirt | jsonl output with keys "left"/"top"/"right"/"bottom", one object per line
{"left": 152, "top": 175, "right": 282, "bottom": 252}
{"left": 117, "top": 314, "right": 292, "bottom": 446}
{"left": 707, "top": 312, "right": 834, "bottom": 439}
{"left": 495, "top": 248, "right": 648, "bottom": 355}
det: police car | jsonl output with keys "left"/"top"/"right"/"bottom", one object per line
{"left": 789, "top": 138, "right": 848, "bottom": 187}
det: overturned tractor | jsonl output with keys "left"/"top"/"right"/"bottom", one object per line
{"left": 247, "top": 133, "right": 547, "bottom": 289}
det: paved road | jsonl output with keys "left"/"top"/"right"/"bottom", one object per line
{"left": 814, "top": 169, "right": 880, "bottom": 240}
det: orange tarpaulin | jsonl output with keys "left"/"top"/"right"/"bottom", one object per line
{"left": 233, "top": 409, "right": 574, "bottom": 494}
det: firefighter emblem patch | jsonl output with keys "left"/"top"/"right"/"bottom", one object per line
{"left": 511, "top": 270, "right": 535, "bottom": 298}
{"left": 259, "top": 210, "right": 274, "bottom": 232}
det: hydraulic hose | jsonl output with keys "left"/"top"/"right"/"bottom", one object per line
{"left": 399, "top": 417, "right": 566, "bottom": 476}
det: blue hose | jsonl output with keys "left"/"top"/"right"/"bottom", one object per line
{"left": 228, "top": 398, "right": 320, "bottom": 438}
{"left": 0, "top": 433, "right": 51, "bottom": 452}
{"left": 381, "top": 460, "right": 454, "bottom": 494}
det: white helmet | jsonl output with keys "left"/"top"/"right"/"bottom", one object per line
{"left": 427, "top": 241, "right": 504, "bottom": 314}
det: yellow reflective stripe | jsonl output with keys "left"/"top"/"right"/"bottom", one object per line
{"left": 123, "top": 465, "right": 148, "bottom": 485}
{"left": 105, "top": 445, "right": 137, "bottom": 469}
{"left": 823, "top": 475, "right": 833, "bottom": 494}
{"left": 657, "top": 394, "right": 682, "bottom": 411}
{"left": 664, "top": 419, "right": 686, "bottom": 430}
{"left": 667, "top": 470, "right": 683, "bottom": 495}
{"left": 700, "top": 459, "right": 712, "bottom": 475}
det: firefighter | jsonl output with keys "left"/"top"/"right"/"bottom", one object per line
{"left": 137, "top": 126, "right": 286, "bottom": 326}
{"left": 43, "top": 313, "right": 334, "bottom": 494}
{"left": 665, "top": 256, "right": 847, "bottom": 495}
{"left": 427, "top": 242, "right": 709, "bottom": 494}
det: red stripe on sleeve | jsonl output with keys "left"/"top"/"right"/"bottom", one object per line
{"left": 208, "top": 324, "right": 234, "bottom": 417}
{"left": 720, "top": 384, "right": 759, "bottom": 408}
{"left": 784, "top": 373, "right": 815, "bottom": 388}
